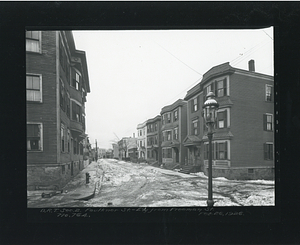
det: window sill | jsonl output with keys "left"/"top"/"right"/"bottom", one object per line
{"left": 27, "top": 150, "right": 43, "bottom": 152}
{"left": 26, "top": 50, "right": 42, "bottom": 54}
{"left": 27, "top": 100, "right": 43, "bottom": 104}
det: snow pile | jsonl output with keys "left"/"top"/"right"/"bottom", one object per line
{"left": 191, "top": 172, "right": 208, "bottom": 178}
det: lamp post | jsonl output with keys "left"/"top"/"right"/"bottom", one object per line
{"left": 202, "top": 92, "right": 219, "bottom": 207}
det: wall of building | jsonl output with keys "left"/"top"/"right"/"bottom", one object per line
{"left": 27, "top": 31, "right": 58, "bottom": 165}
{"left": 229, "top": 72, "right": 274, "bottom": 168}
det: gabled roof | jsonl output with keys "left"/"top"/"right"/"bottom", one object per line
{"left": 183, "top": 135, "right": 202, "bottom": 146}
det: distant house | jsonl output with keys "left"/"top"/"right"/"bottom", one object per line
{"left": 146, "top": 115, "right": 162, "bottom": 164}
{"left": 184, "top": 60, "right": 274, "bottom": 180}
{"left": 127, "top": 136, "right": 138, "bottom": 162}
{"left": 118, "top": 137, "right": 130, "bottom": 160}
{"left": 112, "top": 143, "right": 119, "bottom": 159}
{"left": 26, "top": 31, "right": 90, "bottom": 190}
{"left": 97, "top": 148, "right": 106, "bottom": 158}
{"left": 160, "top": 99, "right": 187, "bottom": 168}
{"left": 137, "top": 121, "right": 147, "bottom": 161}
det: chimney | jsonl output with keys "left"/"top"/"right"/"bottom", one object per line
{"left": 133, "top": 133, "right": 135, "bottom": 138}
{"left": 248, "top": 59, "right": 255, "bottom": 72}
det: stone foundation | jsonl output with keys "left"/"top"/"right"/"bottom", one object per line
{"left": 27, "top": 160, "right": 84, "bottom": 190}
{"left": 203, "top": 167, "right": 274, "bottom": 180}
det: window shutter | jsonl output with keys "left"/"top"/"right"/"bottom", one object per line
{"left": 224, "top": 110, "right": 227, "bottom": 128}
{"left": 189, "top": 100, "right": 193, "bottom": 113}
{"left": 225, "top": 141, "right": 228, "bottom": 159}
{"left": 271, "top": 86, "right": 274, "bottom": 101}
{"left": 71, "top": 69, "right": 76, "bottom": 87}
{"left": 215, "top": 81, "right": 218, "bottom": 96}
{"left": 224, "top": 78, "right": 227, "bottom": 96}
{"left": 270, "top": 144, "right": 273, "bottom": 160}
{"left": 263, "top": 114, "right": 267, "bottom": 131}
{"left": 211, "top": 82, "right": 214, "bottom": 95}
{"left": 264, "top": 143, "right": 267, "bottom": 160}
{"left": 197, "top": 96, "right": 199, "bottom": 111}
{"left": 197, "top": 120, "right": 200, "bottom": 136}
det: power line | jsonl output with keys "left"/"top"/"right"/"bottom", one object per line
{"left": 152, "top": 40, "right": 203, "bottom": 76}
{"left": 263, "top": 30, "right": 273, "bottom": 40}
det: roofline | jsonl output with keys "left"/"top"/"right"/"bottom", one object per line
{"left": 160, "top": 99, "right": 187, "bottom": 114}
{"left": 146, "top": 115, "right": 161, "bottom": 124}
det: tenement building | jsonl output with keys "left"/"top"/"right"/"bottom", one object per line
{"left": 160, "top": 99, "right": 187, "bottom": 169}
{"left": 184, "top": 60, "right": 274, "bottom": 180}
{"left": 26, "top": 31, "right": 90, "bottom": 190}
{"left": 146, "top": 115, "right": 162, "bottom": 164}
{"left": 137, "top": 121, "right": 147, "bottom": 161}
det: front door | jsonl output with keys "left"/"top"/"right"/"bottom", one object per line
{"left": 71, "top": 161, "right": 74, "bottom": 176}
{"left": 174, "top": 148, "right": 179, "bottom": 163}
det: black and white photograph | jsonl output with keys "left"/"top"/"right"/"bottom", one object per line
{"left": 26, "top": 28, "right": 275, "bottom": 208}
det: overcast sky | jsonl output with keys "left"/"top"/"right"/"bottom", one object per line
{"left": 72, "top": 27, "right": 273, "bottom": 149}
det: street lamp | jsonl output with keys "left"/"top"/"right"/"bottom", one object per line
{"left": 202, "top": 91, "right": 219, "bottom": 207}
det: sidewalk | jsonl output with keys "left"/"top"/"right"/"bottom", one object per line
{"left": 27, "top": 160, "right": 104, "bottom": 208}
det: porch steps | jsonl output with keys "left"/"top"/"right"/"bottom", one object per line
{"left": 179, "top": 165, "right": 196, "bottom": 174}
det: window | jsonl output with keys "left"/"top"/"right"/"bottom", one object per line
{"left": 154, "top": 123, "right": 157, "bottom": 132}
{"left": 192, "top": 120, "right": 198, "bottom": 135}
{"left": 217, "top": 110, "right": 227, "bottom": 129}
{"left": 60, "top": 80, "right": 65, "bottom": 110}
{"left": 263, "top": 114, "right": 273, "bottom": 131}
{"left": 163, "top": 148, "right": 172, "bottom": 158}
{"left": 205, "top": 78, "right": 227, "bottom": 98}
{"left": 174, "top": 110, "right": 178, "bottom": 121}
{"left": 264, "top": 143, "right": 273, "bottom": 160}
{"left": 204, "top": 144, "right": 209, "bottom": 160}
{"left": 167, "top": 113, "right": 171, "bottom": 123}
{"left": 62, "top": 165, "right": 65, "bottom": 174}
{"left": 204, "top": 142, "right": 228, "bottom": 160}
{"left": 67, "top": 129, "right": 70, "bottom": 152}
{"left": 27, "top": 123, "right": 42, "bottom": 151}
{"left": 66, "top": 92, "right": 70, "bottom": 118}
{"left": 26, "top": 31, "right": 40, "bottom": 52}
{"left": 167, "top": 148, "right": 172, "bottom": 158}
{"left": 217, "top": 78, "right": 227, "bottom": 97}
{"left": 174, "top": 127, "right": 178, "bottom": 140}
{"left": 74, "top": 138, "right": 77, "bottom": 155}
{"left": 72, "top": 101, "right": 82, "bottom": 122}
{"left": 26, "top": 75, "right": 42, "bottom": 102}
{"left": 167, "top": 130, "right": 172, "bottom": 141}
{"left": 72, "top": 69, "right": 81, "bottom": 90}
{"left": 216, "top": 142, "right": 227, "bottom": 160}
{"left": 61, "top": 124, "right": 65, "bottom": 152}
{"left": 266, "top": 85, "right": 273, "bottom": 102}
{"left": 154, "top": 135, "right": 158, "bottom": 144}
{"left": 193, "top": 97, "right": 198, "bottom": 112}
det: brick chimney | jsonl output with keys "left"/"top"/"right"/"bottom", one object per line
{"left": 248, "top": 59, "right": 255, "bottom": 72}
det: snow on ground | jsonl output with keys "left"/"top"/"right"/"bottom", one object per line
{"left": 91, "top": 159, "right": 275, "bottom": 207}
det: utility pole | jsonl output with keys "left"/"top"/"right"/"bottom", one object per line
{"left": 95, "top": 139, "right": 98, "bottom": 161}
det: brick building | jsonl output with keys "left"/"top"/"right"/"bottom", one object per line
{"left": 26, "top": 31, "right": 90, "bottom": 190}
{"left": 146, "top": 115, "right": 162, "bottom": 164}
{"left": 184, "top": 60, "right": 274, "bottom": 179}
{"left": 160, "top": 99, "right": 188, "bottom": 168}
